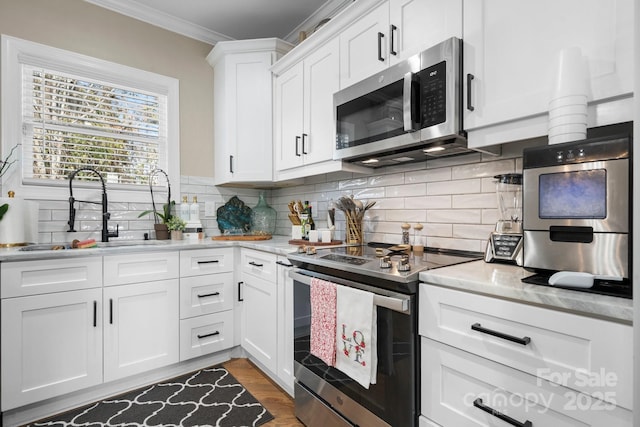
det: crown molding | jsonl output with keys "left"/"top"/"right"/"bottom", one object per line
{"left": 84, "top": 0, "right": 233, "bottom": 45}
{"left": 282, "top": 0, "right": 354, "bottom": 44}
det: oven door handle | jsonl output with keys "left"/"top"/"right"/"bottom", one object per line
{"left": 289, "top": 270, "right": 411, "bottom": 314}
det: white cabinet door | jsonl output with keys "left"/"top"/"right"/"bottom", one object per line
{"left": 1, "top": 289, "right": 103, "bottom": 410}
{"left": 240, "top": 273, "right": 277, "bottom": 373}
{"left": 104, "top": 279, "right": 179, "bottom": 382}
{"left": 389, "top": 0, "right": 462, "bottom": 64}
{"left": 274, "top": 61, "right": 305, "bottom": 172}
{"left": 303, "top": 37, "right": 340, "bottom": 166}
{"left": 463, "top": 0, "right": 633, "bottom": 142}
{"left": 276, "top": 257, "right": 294, "bottom": 395}
{"left": 339, "top": 1, "right": 389, "bottom": 87}
{"left": 215, "top": 52, "right": 274, "bottom": 184}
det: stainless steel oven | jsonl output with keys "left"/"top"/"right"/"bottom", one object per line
{"left": 522, "top": 134, "right": 631, "bottom": 285}
{"left": 288, "top": 244, "right": 482, "bottom": 427}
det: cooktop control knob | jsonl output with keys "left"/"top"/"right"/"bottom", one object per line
{"left": 379, "top": 256, "right": 392, "bottom": 269}
{"left": 397, "top": 256, "right": 411, "bottom": 272}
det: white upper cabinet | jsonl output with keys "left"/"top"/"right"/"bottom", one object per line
{"left": 274, "top": 38, "right": 340, "bottom": 178}
{"left": 339, "top": 0, "right": 462, "bottom": 87}
{"left": 463, "top": 0, "right": 634, "bottom": 147}
{"left": 207, "top": 39, "right": 292, "bottom": 185}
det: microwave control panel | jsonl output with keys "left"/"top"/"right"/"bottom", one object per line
{"left": 419, "top": 60, "right": 447, "bottom": 127}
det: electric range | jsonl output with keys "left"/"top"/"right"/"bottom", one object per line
{"left": 287, "top": 242, "right": 483, "bottom": 294}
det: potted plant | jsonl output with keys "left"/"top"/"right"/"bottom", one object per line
{"left": 166, "top": 215, "right": 186, "bottom": 240}
{"left": 137, "top": 168, "right": 173, "bottom": 240}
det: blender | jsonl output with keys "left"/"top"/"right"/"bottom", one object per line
{"left": 485, "top": 173, "right": 523, "bottom": 265}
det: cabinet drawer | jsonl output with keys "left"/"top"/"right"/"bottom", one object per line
{"left": 241, "top": 248, "right": 277, "bottom": 282}
{"left": 180, "top": 272, "right": 234, "bottom": 319}
{"left": 419, "top": 284, "right": 633, "bottom": 409}
{"left": 1, "top": 257, "right": 102, "bottom": 298}
{"left": 422, "top": 337, "right": 632, "bottom": 426}
{"left": 104, "top": 251, "right": 179, "bottom": 286}
{"left": 179, "top": 310, "right": 234, "bottom": 361}
{"left": 180, "top": 248, "right": 234, "bottom": 276}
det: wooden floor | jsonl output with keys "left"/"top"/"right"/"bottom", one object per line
{"left": 224, "top": 358, "right": 304, "bottom": 427}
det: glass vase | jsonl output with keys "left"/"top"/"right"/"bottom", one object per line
{"left": 250, "top": 192, "right": 276, "bottom": 235}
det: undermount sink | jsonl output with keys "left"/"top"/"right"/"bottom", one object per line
{"left": 19, "top": 240, "right": 170, "bottom": 251}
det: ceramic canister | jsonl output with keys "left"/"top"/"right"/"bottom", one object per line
{"left": 0, "top": 191, "right": 26, "bottom": 246}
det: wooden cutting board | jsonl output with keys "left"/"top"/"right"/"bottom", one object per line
{"left": 212, "top": 235, "right": 272, "bottom": 241}
{"left": 288, "top": 239, "right": 343, "bottom": 246}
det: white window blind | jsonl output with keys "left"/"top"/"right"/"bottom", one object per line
{"left": 22, "top": 65, "right": 166, "bottom": 186}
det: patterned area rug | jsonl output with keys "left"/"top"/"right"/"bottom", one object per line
{"left": 29, "top": 366, "right": 274, "bottom": 427}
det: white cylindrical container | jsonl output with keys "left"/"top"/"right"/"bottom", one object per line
{"left": 548, "top": 47, "right": 589, "bottom": 145}
{"left": 0, "top": 191, "right": 26, "bottom": 246}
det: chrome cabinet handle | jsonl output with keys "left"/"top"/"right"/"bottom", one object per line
{"left": 197, "top": 260, "right": 219, "bottom": 264}
{"left": 389, "top": 24, "right": 397, "bottom": 56}
{"left": 471, "top": 323, "right": 531, "bottom": 346}
{"left": 467, "top": 73, "right": 475, "bottom": 111}
{"left": 302, "top": 133, "right": 308, "bottom": 154}
{"left": 229, "top": 155, "right": 234, "bottom": 173}
{"left": 295, "top": 136, "right": 301, "bottom": 156}
{"left": 377, "top": 32, "right": 385, "bottom": 62}
{"left": 249, "top": 261, "right": 264, "bottom": 267}
{"left": 474, "top": 398, "right": 532, "bottom": 427}
{"left": 238, "top": 281, "right": 243, "bottom": 302}
{"left": 109, "top": 298, "right": 113, "bottom": 324}
{"left": 93, "top": 300, "right": 97, "bottom": 327}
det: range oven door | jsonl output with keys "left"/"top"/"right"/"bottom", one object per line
{"left": 291, "top": 269, "right": 417, "bottom": 427}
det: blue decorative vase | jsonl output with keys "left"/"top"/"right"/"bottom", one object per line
{"left": 251, "top": 192, "right": 276, "bottom": 235}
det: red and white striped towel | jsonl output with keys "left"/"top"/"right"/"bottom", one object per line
{"left": 310, "top": 278, "right": 337, "bottom": 366}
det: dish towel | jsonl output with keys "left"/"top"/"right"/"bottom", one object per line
{"left": 310, "top": 278, "right": 337, "bottom": 367}
{"left": 335, "top": 284, "right": 377, "bottom": 389}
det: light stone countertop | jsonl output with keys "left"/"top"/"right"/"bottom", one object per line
{"left": 420, "top": 260, "right": 632, "bottom": 324}
{"left": 0, "top": 235, "right": 301, "bottom": 262}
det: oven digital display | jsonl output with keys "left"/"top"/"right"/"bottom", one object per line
{"left": 539, "top": 169, "right": 606, "bottom": 219}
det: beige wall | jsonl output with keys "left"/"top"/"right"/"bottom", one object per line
{"left": 0, "top": 0, "right": 215, "bottom": 177}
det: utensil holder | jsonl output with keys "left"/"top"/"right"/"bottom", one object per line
{"left": 346, "top": 216, "right": 363, "bottom": 244}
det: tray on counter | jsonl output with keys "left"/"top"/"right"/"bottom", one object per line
{"left": 212, "top": 234, "right": 272, "bottom": 241}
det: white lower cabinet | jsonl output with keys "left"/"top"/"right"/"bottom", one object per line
{"left": 240, "top": 251, "right": 278, "bottom": 373}
{"left": 179, "top": 248, "right": 235, "bottom": 361}
{"left": 103, "top": 279, "right": 179, "bottom": 382}
{"left": 180, "top": 310, "right": 234, "bottom": 361}
{"left": 419, "top": 284, "right": 633, "bottom": 426}
{"left": 239, "top": 249, "right": 294, "bottom": 394}
{"left": 276, "top": 256, "right": 294, "bottom": 395}
{"left": 422, "top": 337, "right": 632, "bottom": 426}
{"left": 1, "top": 288, "right": 103, "bottom": 411}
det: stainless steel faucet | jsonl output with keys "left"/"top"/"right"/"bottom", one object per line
{"left": 68, "top": 167, "right": 119, "bottom": 242}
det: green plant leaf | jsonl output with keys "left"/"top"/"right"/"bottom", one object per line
{"left": 0, "top": 203, "right": 8, "bottom": 221}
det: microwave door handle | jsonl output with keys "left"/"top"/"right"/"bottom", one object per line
{"left": 403, "top": 72, "right": 419, "bottom": 131}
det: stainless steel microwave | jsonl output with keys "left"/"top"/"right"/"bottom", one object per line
{"left": 333, "top": 37, "right": 479, "bottom": 167}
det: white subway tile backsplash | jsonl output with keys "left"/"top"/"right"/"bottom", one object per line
{"left": 452, "top": 159, "right": 515, "bottom": 180}
{"left": 452, "top": 193, "right": 497, "bottom": 209}
{"left": 31, "top": 149, "right": 523, "bottom": 251}
{"left": 427, "top": 179, "right": 481, "bottom": 196}
{"left": 427, "top": 209, "right": 482, "bottom": 224}
{"left": 385, "top": 183, "right": 426, "bottom": 198}
{"left": 405, "top": 195, "right": 451, "bottom": 209}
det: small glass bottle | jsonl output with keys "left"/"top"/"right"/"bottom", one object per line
{"left": 189, "top": 196, "right": 200, "bottom": 222}
{"left": 180, "top": 196, "right": 190, "bottom": 221}
{"left": 401, "top": 223, "right": 411, "bottom": 245}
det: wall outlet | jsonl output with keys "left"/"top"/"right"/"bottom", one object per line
{"left": 204, "top": 202, "right": 216, "bottom": 217}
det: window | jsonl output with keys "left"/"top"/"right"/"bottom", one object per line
{"left": 1, "top": 35, "right": 180, "bottom": 201}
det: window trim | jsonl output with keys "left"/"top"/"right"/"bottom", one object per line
{"left": 1, "top": 35, "right": 180, "bottom": 203}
